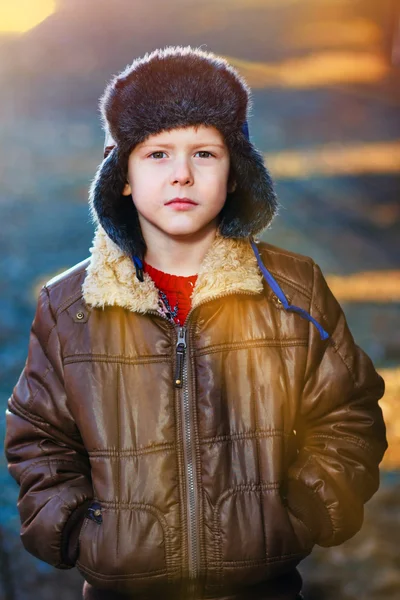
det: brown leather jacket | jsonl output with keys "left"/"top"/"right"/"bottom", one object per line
{"left": 4, "top": 227, "right": 388, "bottom": 599}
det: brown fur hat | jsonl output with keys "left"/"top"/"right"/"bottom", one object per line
{"left": 89, "top": 45, "right": 279, "bottom": 266}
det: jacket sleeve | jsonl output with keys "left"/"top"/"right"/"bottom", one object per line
{"left": 4, "top": 286, "right": 94, "bottom": 569}
{"left": 285, "top": 261, "right": 388, "bottom": 548}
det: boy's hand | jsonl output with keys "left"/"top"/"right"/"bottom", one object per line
{"left": 287, "top": 507, "right": 315, "bottom": 551}
{"left": 62, "top": 499, "right": 93, "bottom": 565}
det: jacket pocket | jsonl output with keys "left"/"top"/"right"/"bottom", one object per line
{"left": 77, "top": 502, "right": 102, "bottom": 569}
{"left": 213, "top": 486, "right": 265, "bottom": 565}
{"left": 76, "top": 502, "right": 171, "bottom": 587}
{"left": 210, "top": 484, "right": 313, "bottom": 586}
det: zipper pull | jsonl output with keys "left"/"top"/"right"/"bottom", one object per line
{"left": 174, "top": 326, "right": 187, "bottom": 388}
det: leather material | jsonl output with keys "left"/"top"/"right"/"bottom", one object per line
{"left": 82, "top": 570, "right": 304, "bottom": 599}
{"left": 4, "top": 238, "right": 387, "bottom": 598}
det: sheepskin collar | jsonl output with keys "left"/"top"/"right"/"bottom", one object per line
{"left": 82, "top": 226, "right": 265, "bottom": 314}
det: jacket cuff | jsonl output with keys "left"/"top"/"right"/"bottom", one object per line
{"left": 285, "top": 478, "right": 334, "bottom": 546}
{"left": 61, "top": 499, "right": 93, "bottom": 567}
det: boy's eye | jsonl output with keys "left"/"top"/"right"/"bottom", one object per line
{"left": 148, "top": 150, "right": 214, "bottom": 159}
{"left": 149, "top": 151, "right": 167, "bottom": 159}
{"left": 195, "top": 151, "right": 213, "bottom": 158}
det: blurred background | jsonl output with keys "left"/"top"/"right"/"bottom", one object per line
{"left": 0, "top": 0, "right": 399, "bottom": 598}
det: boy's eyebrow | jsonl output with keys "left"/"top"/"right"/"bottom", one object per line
{"left": 139, "top": 142, "right": 226, "bottom": 149}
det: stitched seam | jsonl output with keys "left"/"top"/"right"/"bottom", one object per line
{"left": 76, "top": 563, "right": 168, "bottom": 580}
{"left": 35, "top": 321, "right": 57, "bottom": 355}
{"left": 201, "top": 430, "right": 289, "bottom": 445}
{"left": 64, "top": 344, "right": 308, "bottom": 365}
{"left": 88, "top": 451, "right": 174, "bottom": 459}
{"left": 268, "top": 271, "right": 312, "bottom": 299}
{"left": 65, "top": 352, "right": 169, "bottom": 360}
{"left": 64, "top": 355, "right": 170, "bottom": 366}
{"left": 30, "top": 290, "right": 57, "bottom": 366}
{"left": 306, "top": 433, "right": 375, "bottom": 453}
{"left": 217, "top": 551, "right": 306, "bottom": 566}
{"left": 302, "top": 261, "right": 315, "bottom": 391}
{"left": 196, "top": 339, "right": 308, "bottom": 356}
{"left": 56, "top": 291, "right": 84, "bottom": 316}
{"left": 9, "top": 395, "right": 47, "bottom": 425}
{"left": 215, "top": 482, "right": 281, "bottom": 508}
{"left": 19, "top": 458, "right": 84, "bottom": 482}
{"left": 23, "top": 366, "right": 52, "bottom": 412}
{"left": 92, "top": 501, "right": 172, "bottom": 574}
{"left": 48, "top": 461, "right": 77, "bottom": 518}
{"left": 250, "top": 346, "right": 268, "bottom": 560}
{"left": 89, "top": 443, "right": 175, "bottom": 457}
{"left": 44, "top": 285, "right": 67, "bottom": 387}
{"left": 116, "top": 364, "right": 121, "bottom": 560}
{"left": 308, "top": 262, "right": 357, "bottom": 384}
{"left": 98, "top": 501, "right": 169, "bottom": 509}
{"left": 327, "top": 330, "right": 356, "bottom": 385}
{"left": 280, "top": 345, "right": 292, "bottom": 465}
{"left": 8, "top": 397, "right": 81, "bottom": 440}
{"left": 259, "top": 245, "right": 313, "bottom": 301}
{"left": 213, "top": 484, "right": 281, "bottom": 572}
{"left": 260, "top": 246, "right": 312, "bottom": 267}
{"left": 47, "top": 267, "right": 87, "bottom": 293}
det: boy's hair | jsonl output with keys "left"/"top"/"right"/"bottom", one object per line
{"left": 89, "top": 45, "right": 279, "bottom": 274}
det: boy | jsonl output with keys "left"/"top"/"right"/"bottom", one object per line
{"left": 4, "top": 46, "right": 388, "bottom": 600}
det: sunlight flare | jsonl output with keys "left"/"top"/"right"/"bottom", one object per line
{"left": 264, "top": 141, "right": 400, "bottom": 179}
{"left": 378, "top": 367, "right": 400, "bottom": 470}
{"left": 327, "top": 272, "right": 400, "bottom": 303}
{"left": 0, "top": 0, "right": 56, "bottom": 33}
{"left": 226, "top": 52, "right": 387, "bottom": 89}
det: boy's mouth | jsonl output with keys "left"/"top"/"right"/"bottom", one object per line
{"left": 165, "top": 197, "right": 197, "bottom": 205}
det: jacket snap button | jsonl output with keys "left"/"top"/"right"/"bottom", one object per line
{"left": 76, "top": 311, "right": 85, "bottom": 320}
{"left": 87, "top": 503, "right": 103, "bottom": 524}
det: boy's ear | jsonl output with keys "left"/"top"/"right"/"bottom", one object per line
{"left": 227, "top": 173, "right": 237, "bottom": 193}
{"left": 228, "top": 180, "right": 237, "bottom": 193}
{"left": 122, "top": 181, "right": 132, "bottom": 196}
{"left": 227, "top": 164, "right": 237, "bottom": 193}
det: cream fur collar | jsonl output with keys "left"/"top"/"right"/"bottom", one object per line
{"left": 82, "top": 226, "right": 264, "bottom": 314}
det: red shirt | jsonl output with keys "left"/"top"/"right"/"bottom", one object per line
{"left": 143, "top": 260, "right": 198, "bottom": 326}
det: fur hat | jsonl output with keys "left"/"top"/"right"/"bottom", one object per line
{"left": 89, "top": 45, "right": 279, "bottom": 279}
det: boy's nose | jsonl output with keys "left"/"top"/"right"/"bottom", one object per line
{"left": 170, "top": 158, "right": 194, "bottom": 185}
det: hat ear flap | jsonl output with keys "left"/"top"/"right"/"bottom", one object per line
{"left": 219, "top": 137, "right": 279, "bottom": 238}
{"left": 89, "top": 148, "right": 145, "bottom": 258}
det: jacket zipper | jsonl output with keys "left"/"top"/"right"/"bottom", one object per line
{"left": 174, "top": 323, "right": 200, "bottom": 596}
{"left": 148, "top": 289, "right": 261, "bottom": 591}
{"left": 174, "top": 326, "right": 186, "bottom": 388}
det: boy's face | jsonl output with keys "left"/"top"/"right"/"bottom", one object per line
{"left": 122, "top": 125, "right": 231, "bottom": 242}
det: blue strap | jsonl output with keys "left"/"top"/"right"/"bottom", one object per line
{"left": 132, "top": 254, "right": 144, "bottom": 282}
{"left": 133, "top": 255, "right": 143, "bottom": 270}
{"left": 250, "top": 238, "right": 330, "bottom": 341}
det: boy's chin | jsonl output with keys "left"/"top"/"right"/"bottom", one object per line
{"left": 155, "top": 221, "right": 218, "bottom": 239}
